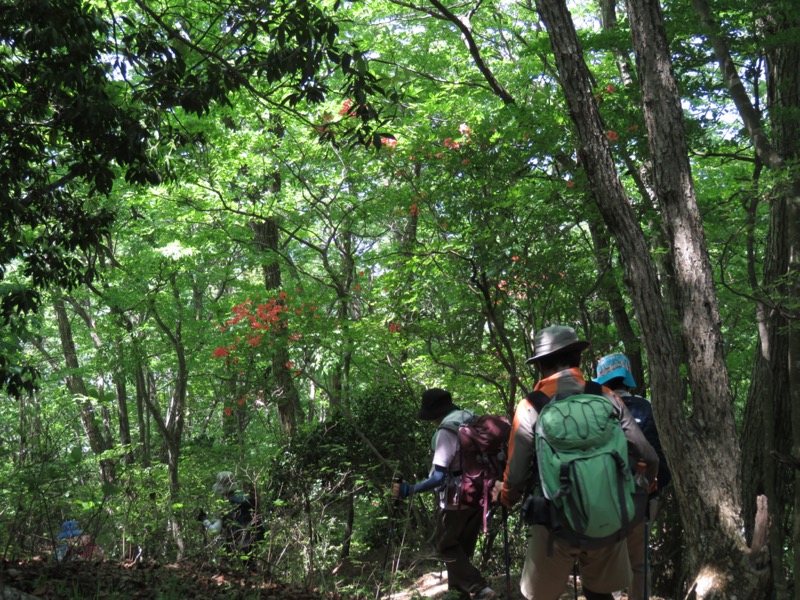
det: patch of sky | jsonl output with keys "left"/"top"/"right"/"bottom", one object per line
{"left": 682, "top": 99, "right": 742, "bottom": 141}
{"left": 157, "top": 241, "right": 196, "bottom": 260}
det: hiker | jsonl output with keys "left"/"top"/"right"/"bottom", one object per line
{"left": 496, "top": 325, "right": 658, "bottom": 600}
{"left": 203, "top": 471, "right": 265, "bottom": 555}
{"left": 55, "top": 520, "right": 105, "bottom": 561}
{"left": 594, "top": 353, "right": 672, "bottom": 600}
{"left": 392, "top": 388, "right": 497, "bottom": 600}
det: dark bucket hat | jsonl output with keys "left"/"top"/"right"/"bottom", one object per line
{"left": 418, "top": 388, "right": 459, "bottom": 420}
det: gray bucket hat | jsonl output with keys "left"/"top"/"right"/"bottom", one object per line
{"left": 525, "top": 325, "right": 590, "bottom": 364}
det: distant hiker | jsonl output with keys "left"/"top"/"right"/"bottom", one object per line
{"left": 496, "top": 325, "right": 658, "bottom": 600}
{"left": 55, "top": 520, "right": 105, "bottom": 561}
{"left": 202, "top": 471, "right": 265, "bottom": 555}
{"left": 392, "top": 388, "right": 497, "bottom": 600}
{"left": 594, "top": 353, "right": 672, "bottom": 600}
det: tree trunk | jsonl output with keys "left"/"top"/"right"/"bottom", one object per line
{"left": 251, "top": 217, "right": 303, "bottom": 435}
{"left": 589, "top": 219, "right": 645, "bottom": 390}
{"left": 597, "top": 0, "right": 635, "bottom": 86}
{"left": 340, "top": 486, "right": 355, "bottom": 560}
{"left": 789, "top": 184, "right": 800, "bottom": 598}
{"left": 148, "top": 274, "right": 189, "bottom": 558}
{"left": 692, "top": 0, "right": 800, "bottom": 594}
{"left": 114, "top": 364, "right": 133, "bottom": 466}
{"left": 759, "top": 6, "right": 800, "bottom": 593}
{"left": 624, "top": 0, "right": 769, "bottom": 593}
{"left": 53, "top": 297, "right": 115, "bottom": 483}
{"left": 134, "top": 359, "right": 151, "bottom": 468}
{"left": 532, "top": 0, "right": 768, "bottom": 595}
{"left": 626, "top": 0, "right": 770, "bottom": 593}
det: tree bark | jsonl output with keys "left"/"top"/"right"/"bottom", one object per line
{"left": 693, "top": 0, "right": 800, "bottom": 594}
{"left": 251, "top": 217, "right": 303, "bottom": 435}
{"left": 532, "top": 0, "right": 768, "bottom": 595}
{"left": 624, "top": 0, "right": 769, "bottom": 593}
{"left": 53, "top": 297, "right": 115, "bottom": 483}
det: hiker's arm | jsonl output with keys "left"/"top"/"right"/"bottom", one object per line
{"left": 395, "top": 428, "right": 457, "bottom": 498}
{"left": 395, "top": 465, "right": 447, "bottom": 498}
{"left": 501, "top": 397, "right": 536, "bottom": 508}
{"left": 630, "top": 396, "right": 672, "bottom": 491}
{"left": 613, "top": 393, "right": 659, "bottom": 484}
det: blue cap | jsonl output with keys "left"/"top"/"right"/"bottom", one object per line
{"left": 594, "top": 353, "right": 637, "bottom": 388}
{"left": 58, "top": 520, "right": 83, "bottom": 539}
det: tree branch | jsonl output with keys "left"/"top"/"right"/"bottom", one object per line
{"left": 689, "top": 0, "right": 783, "bottom": 169}
{"left": 427, "top": 0, "right": 516, "bottom": 104}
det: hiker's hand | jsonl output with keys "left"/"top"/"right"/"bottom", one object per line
{"left": 491, "top": 480, "right": 504, "bottom": 504}
{"left": 392, "top": 481, "right": 410, "bottom": 499}
{"left": 204, "top": 518, "right": 222, "bottom": 533}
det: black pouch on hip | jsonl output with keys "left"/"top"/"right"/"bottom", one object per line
{"left": 521, "top": 495, "right": 553, "bottom": 526}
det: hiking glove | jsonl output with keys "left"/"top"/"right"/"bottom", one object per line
{"left": 392, "top": 482, "right": 411, "bottom": 499}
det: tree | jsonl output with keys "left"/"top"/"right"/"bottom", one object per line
{"left": 2, "top": 0, "right": 796, "bottom": 591}
{"left": 0, "top": 0, "right": 381, "bottom": 395}
{"left": 532, "top": 0, "right": 771, "bottom": 595}
{"left": 692, "top": 1, "right": 800, "bottom": 594}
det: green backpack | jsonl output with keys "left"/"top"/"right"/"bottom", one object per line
{"left": 529, "top": 383, "right": 638, "bottom": 547}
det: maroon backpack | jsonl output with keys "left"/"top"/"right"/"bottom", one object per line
{"left": 440, "top": 414, "right": 512, "bottom": 530}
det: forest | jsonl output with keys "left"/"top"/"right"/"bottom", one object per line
{"left": 0, "top": 0, "right": 797, "bottom": 598}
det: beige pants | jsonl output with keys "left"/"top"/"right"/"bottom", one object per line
{"left": 619, "top": 497, "right": 659, "bottom": 600}
{"left": 520, "top": 525, "right": 632, "bottom": 600}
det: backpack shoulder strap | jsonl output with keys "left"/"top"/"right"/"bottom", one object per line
{"left": 527, "top": 390, "right": 550, "bottom": 412}
{"left": 437, "top": 409, "right": 474, "bottom": 433}
{"left": 528, "top": 380, "right": 603, "bottom": 412}
{"left": 584, "top": 380, "right": 603, "bottom": 396}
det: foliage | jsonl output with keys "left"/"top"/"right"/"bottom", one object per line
{"left": 0, "top": 0, "right": 794, "bottom": 595}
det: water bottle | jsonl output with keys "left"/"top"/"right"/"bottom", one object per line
{"left": 634, "top": 460, "right": 649, "bottom": 491}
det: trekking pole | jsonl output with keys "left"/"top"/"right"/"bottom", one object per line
{"left": 636, "top": 464, "right": 651, "bottom": 600}
{"left": 388, "top": 491, "right": 415, "bottom": 597}
{"left": 502, "top": 506, "right": 512, "bottom": 599}
{"left": 376, "top": 477, "right": 402, "bottom": 600}
{"left": 572, "top": 562, "right": 579, "bottom": 600}
{"left": 643, "top": 512, "right": 650, "bottom": 600}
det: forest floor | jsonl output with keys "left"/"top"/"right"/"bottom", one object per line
{"left": 0, "top": 554, "right": 658, "bottom": 599}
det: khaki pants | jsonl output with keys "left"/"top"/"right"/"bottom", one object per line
{"left": 621, "top": 497, "right": 658, "bottom": 600}
{"left": 520, "top": 525, "right": 632, "bottom": 600}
